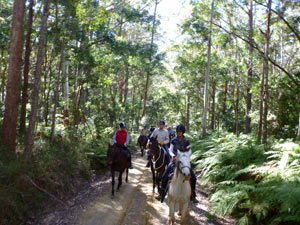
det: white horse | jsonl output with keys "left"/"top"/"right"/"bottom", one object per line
{"left": 168, "top": 150, "right": 192, "bottom": 225}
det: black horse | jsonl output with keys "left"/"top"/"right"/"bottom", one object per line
{"left": 107, "top": 144, "right": 130, "bottom": 198}
{"left": 148, "top": 136, "right": 168, "bottom": 194}
{"left": 137, "top": 135, "right": 147, "bottom": 157}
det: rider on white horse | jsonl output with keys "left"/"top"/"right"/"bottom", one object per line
{"left": 146, "top": 120, "right": 171, "bottom": 167}
{"left": 156, "top": 124, "right": 199, "bottom": 203}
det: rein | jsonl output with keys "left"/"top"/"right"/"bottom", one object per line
{"left": 151, "top": 145, "right": 165, "bottom": 170}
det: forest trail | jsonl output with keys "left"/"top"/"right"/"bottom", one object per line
{"left": 75, "top": 155, "right": 233, "bottom": 225}
{"left": 77, "top": 156, "right": 170, "bottom": 225}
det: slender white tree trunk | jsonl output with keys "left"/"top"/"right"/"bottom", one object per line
{"left": 202, "top": 0, "right": 214, "bottom": 137}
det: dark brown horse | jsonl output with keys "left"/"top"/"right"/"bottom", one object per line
{"left": 148, "top": 136, "right": 168, "bottom": 194}
{"left": 137, "top": 135, "right": 147, "bottom": 156}
{"left": 107, "top": 144, "right": 129, "bottom": 198}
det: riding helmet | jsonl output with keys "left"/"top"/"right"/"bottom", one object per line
{"left": 119, "top": 122, "right": 126, "bottom": 128}
{"left": 176, "top": 124, "right": 185, "bottom": 133}
{"left": 159, "top": 120, "right": 165, "bottom": 125}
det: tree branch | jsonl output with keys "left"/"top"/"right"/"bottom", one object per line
{"left": 253, "top": 0, "right": 300, "bottom": 43}
{"left": 212, "top": 22, "right": 300, "bottom": 89}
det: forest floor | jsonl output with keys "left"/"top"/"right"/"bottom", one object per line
{"left": 30, "top": 153, "right": 234, "bottom": 225}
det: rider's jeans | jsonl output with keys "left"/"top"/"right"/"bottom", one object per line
{"left": 163, "top": 145, "right": 171, "bottom": 159}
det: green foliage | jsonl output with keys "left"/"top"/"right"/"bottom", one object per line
{"left": 192, "top": 132, "right": 300, "bottom": 224}
{"left": 0, "top": 134, "right": 92, "bottom": 225}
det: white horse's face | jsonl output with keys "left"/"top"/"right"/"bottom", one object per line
{"left": 177, "top": 151, "right": 191, "bottom": 177}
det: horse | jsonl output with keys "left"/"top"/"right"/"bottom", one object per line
{"left": 168, "top": 150, "right": 192, "bottom": 225}
{"left": 107, "top": 144, "right": 130, "bottom": 198}
{"left": 137, "top": 135, "right": 147, "bottom": 157}
{"left": 148, "top": 136, "right": 168, "bottom": 194}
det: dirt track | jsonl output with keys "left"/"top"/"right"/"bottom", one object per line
{"left": 36, "top": 153, "right": 234, "bottom": 225}
{"left": 77, "top": 157, "right": 170, "bottom": 225}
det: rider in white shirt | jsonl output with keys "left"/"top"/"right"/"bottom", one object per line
{"left": 146, "top": 120, "right": 171, "bottom": 167}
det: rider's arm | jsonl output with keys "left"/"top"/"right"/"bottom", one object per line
{"left": 186, "top": 140, "right": 191, "bottom": 152}
{"left": 125, "top": 133, "right": 130, "bottom": 146}
{"left": 169, "top": 144, "right": 175, "bottom": 157}
{"left": 112, "top": 132, "right": 117, "bottom": 144}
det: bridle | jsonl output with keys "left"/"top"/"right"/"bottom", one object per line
{"left": 149, "top": 139, "right": 165, "bottom": 170}
{"left": 177, "top": 154, "right": 191, "bottom": 176}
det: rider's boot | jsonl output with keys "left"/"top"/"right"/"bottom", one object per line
{"left": 146, "top": 155, "right": 151, "bottom": 167}
{"left": 155, "top": 188, "right": 165, "bottom": 202}
{"left": 191, "top": 191, "right": 199, "bottom": 204}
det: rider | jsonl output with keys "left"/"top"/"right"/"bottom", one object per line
{"left": 167, "top": 126, "right": 175, "bottom": 142}
{"left": 156, "top": 124, "right": 199, "bottom": 204}
{"left": 140, "top": 125, "right": 148, "bottom": 142}
{"left": 149, "top": 124, "right": 155, "bottom": 138}
{"left": 112, "top": 122, "right": 133, "bottom": 169}
{"left": 146, "top": 120, "right": 170, "bottom": 167}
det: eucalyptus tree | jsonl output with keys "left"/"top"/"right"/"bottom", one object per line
{"left": 1, "top": 0, "right": 26, "bottom": 153}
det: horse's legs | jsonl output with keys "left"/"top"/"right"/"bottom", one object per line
{"left": 111, "top": 169, "right": 115, "bottom": 198}
{"left": 151, "top": 165, "right": 155, "bottom": 192}
{"left": 117, "top": 171, "right": 123, "bottom": 191}
{"left": 156, "top": 172, "right": 161, "bottom": 194}
{"left": 125, "top": 168, "right": 128, "bottom": 182}
{"left": 180, "top": 202, "right": 189, "bottom": 225}
{"left": 168, "top": 200, "right": 175, "bottom": 225}
{"left": 178, "top": 203, "right": 183, "bottom": 216}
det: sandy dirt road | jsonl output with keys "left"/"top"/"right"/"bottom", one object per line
{"left": 76, "top": 155, "right": 233, "bottom": 225}
{"left": 77, "top": 157, "right": 170, "bottom": 225}
{"left": 35, "top": 153, "right": 234, "bottom": 225}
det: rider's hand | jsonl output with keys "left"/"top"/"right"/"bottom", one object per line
{"left": 159, "top": 142, "right": 164, "bottom": 146}
{"left": 146, "top": 144, "right": 149, "bottom": 149}
{"left": 172, "top": 156, "right": 176, "bottom": 162}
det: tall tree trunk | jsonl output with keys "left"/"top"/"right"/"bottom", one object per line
{"left": 50, "top": 44, "right": 64, "bottom": 141}
{"left": 25, "top": 0, "right": 51, "bottom": 159}
{"left": 141, "top": 0, "right": 158, "bottom": 117}
{"left": 19, "top": 0, "right": 34, "bottom": 136}
{"left": 186, "top": 94, "right": 190, "bottom": 132}
{"left": 262, "top": 0, "right": 272, "bottom": 145}
{"left": 1, "top": 0, "right": 26, "bottom": 153}
{"left": 258, "top": 68, "right": 264, "bottom": 142}
{"left": 234, "top": 78, "right": 240, "bottom": 136}
{"left": 123, "top": 64, "right": 129, "bottom": 105}
{"left": 202, "top": 0, "right": 214, "bottom": 137}
{"left": 222, "top": 80, "right": 227, "bottom": 114}
{"left": 245, "top": 0, "right": 253, "bottom": 134}
{"left": 298, "top": 109, "right": 300, "bottom": 140}
{"left": 63, "top": 60, "right": 70, "bottom": 125}
{"left": 210, "top": 81, "right": 216, "bottom": 130}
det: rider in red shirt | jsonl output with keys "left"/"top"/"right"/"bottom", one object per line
{"left": 113, "top": 122, "right": 132, "bottom": 169}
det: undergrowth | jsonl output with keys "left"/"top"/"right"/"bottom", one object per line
{"left": 191, "top": 132, "right": 300, "bottom": 225}
{"left": 0, "top": 125, "right": 111, "bottom": 225}
{"left": 0, "top": 124, "right": 139, "bottom": 225}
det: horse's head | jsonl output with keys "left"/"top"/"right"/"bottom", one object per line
{"left": 107, "top": 144, "right": 116, "bottom": 165}
{"left": 148, "top": 136, "right": 159, "bottom": 157}
{"left": 176, "top": 151, "right": 191, "bottom": 177}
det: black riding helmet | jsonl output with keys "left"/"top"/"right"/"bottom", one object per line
{"left": 159, "top": 120, "right": 165, "bottom": 125}
{"left": 119, "top": 122, "right": 126, "bottom": 128}
{"left": 176, "top": 124, "right": 185, "bottom": 134}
